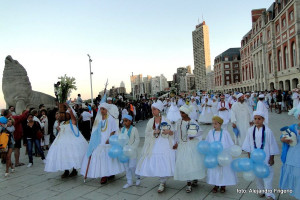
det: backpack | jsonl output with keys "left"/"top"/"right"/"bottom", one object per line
{"left": 0, "top": 132, "right": 9, "bottom": 152}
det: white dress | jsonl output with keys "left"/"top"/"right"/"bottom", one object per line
{"left": 206, "top": 129, "right": 237, "bottom": 186}
{"left": 217, "top": 101, "right": 230, "bottom": 125}
{"left": 174, "top": 119, "right": 205, "bottom": 181}
{"left": 167, "top": 102, "right": 181, "bottom": 123}
{"left": 80, "top": 115, "right": 125, "bottom": 178}
{"left": 198, "top": 101, "right": 214, "bottom": 124}
{"left": 189, "top": 102, "right": 199, "bottom": 121}
{"left": 44, "top": 121, "right": 88, "bottom": 172}
{"left": 136, "top": 116, "right": 175, "bottom": 177}
{"left": 211, "top": 101, "right": 218, "bottom": 116}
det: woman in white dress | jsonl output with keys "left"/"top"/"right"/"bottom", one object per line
{"left": 189, "top": 97, "right": 199, "bottom": 121}
{"left": 80, "top": 103, "right": 125, "bottom": 184}
{"left": 167, "top": 98, "right": 181, "bottom": 125}
{"left": 211, "top": 97, "right": 219, "bottom": 116}
{"left": 173, "top": 106, "right": 205, "bottom": 193}
{"left": 206, "top": 116, "right": 237, "bottom": 193}
{"left": 198, "top": 97, "right": 214, "bottom": 124}
{"left": 136, "top": 100, "right": 175, "bottom": 193}
{"left": 45, "top": 104, "right": 88, "bottom": 178}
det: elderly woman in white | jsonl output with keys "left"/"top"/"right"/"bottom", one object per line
{"left": 136, "top": 100, "right": 175, "bottom": 193}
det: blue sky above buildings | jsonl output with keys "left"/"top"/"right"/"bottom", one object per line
{"left": 0, "top": 0, "right": 274, "bottom": 107}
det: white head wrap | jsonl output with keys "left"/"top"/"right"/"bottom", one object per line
{"left": 107, "top": 97, "right": 113, "bottom": 101}
{"left": 99, "top": 102, "right": 110, "bottom": 110}
{"left": 179, "top": 105, "right": 192, "bottom": 115}
{"left": 259, "top": 94, "right": 265, "bottom": 98}
{"left": 152, "top": 100, "right": 164, "bottom": 112}
{"left": 253, "top": 110, "right": 265, "bottom": 118}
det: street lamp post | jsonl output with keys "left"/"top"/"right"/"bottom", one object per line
{"left": 87, "top": 54, "right": 94, "bottom": 105}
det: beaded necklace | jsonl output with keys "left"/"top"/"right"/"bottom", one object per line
{"left": 152, "top": 116, "right": 162, "bottom": 138}
{"left": 180, "top": 119, "right": 190, "bottom": 142}
{"left": 122, "top": 125, "right": 133, "bottom": 137}
{"left": 101, "top": 115, "right": 108, "bottom": 132}
{"left": 69, "top": 120, "right": 80, "bottom": 137}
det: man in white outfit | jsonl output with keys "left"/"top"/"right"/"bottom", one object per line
{"left": 256, "top": 94, "right": 269, "bottom": 126}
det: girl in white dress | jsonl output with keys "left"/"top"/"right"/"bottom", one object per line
{"left": 121, "top": 114, "right": 141, "bottom": 189}
{"left": 174, "top": 106, "right": 205, "bottom": 193}
{"left": 136, "top": 100, "right": 175, "bottom": 193}
{"left": 211, "top": 97, "right": 219, "bottom": 116}
{"left": 166, "top": 98, "right": 181, "bottom": 124}
{"left": 80, "top": 103, "right": 125, "bottom": 184}
{"left": 206, "top": 116, "right": 237, "bottom": 193}
{"left": 45, "top": 104, "right": 88, "bottom": 178}
{"left": 199, "top": 97, "right": 213, "bottom": 124}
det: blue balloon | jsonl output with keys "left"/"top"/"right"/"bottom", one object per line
{"left": 250, "top": 149, "right": 266, "bottom": 163}
{"left": 197, "top": 141, "right": 210, "bottom": 155}
{"left": 253, "top": 163, "right": 270, "bottom": 178}
{"left": 204, "top": 154, "right": 218, "bottom": 168}
{"left": 238, "top": 158, "right": 254, "bottom": 172}
{"left": 108, "top": 145, "right": 123, "bottom": 159}
{"left": 209, "top": 141, "right": 223, "bottom": 155}
{"left": 118, "top": 152, "right": 129, "bottom": 163}
{"left": 109, "top": 135, "right": 119, "bottom": 146}
{"left": 0, "top": 116, "right": 8, "bottom": 124}
{"left": 231, "top": 158, "right": 243, "bottom": 172}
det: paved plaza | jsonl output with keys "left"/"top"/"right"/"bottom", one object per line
{"left": 0, "top": 111, "right": 298, "bottom": 200}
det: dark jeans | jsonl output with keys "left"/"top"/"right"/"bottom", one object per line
{"left": 27, "top": 139, "right": 45, "bottom": 163}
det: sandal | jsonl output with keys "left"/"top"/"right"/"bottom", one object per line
{"left": 100, "top": 177, "right": 108, "bottom": 184}
{"left": 212, "top": 186, "right": 219, "bottom": 193}
{"left": 186, "top": 185, "right": 192, "bottom": 193}
{"left": 157, "top": 183, "right": 165, "bottom": 193}
{"left": 220, "top": 186, "right": 226, "bottom": 193}
{"left": 191, "top": 180, "right": 198, "bottom": 187}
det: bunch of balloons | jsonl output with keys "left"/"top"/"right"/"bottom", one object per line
{"left": 197, "top": 141, "right": 232, "bottom": 168}
{"left": 108, "top": 134, "right": 136, "bottom": 163}
{"left": 231, "top": 149, "right": 270, "bottom": 181}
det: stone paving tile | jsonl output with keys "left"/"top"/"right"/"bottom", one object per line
{"left": 47, "top": 185, "right": 97, "bottom": 200}
{"left": 19, "top": 189, "right": 60, "bottom": 200}
{"left": 106, "top": 192, "right": 140, "bottom": 200}
{"left": 169, "top": 181, "right": 211, "bottom": 200}
{"left": 95, "top": 179, "right": 128, "bottom": 196}
{"left": 81, "top": 190, "right": 110, "bottom": 200}
{"left": 0, "top": 194, "right": 20, "bottom": 200}
{"left": 137, "top": 187, "right": 178, "bottom": 200}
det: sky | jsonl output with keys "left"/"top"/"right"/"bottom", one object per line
{"left": 0, "top": 0, "right": 274, "bottom": 108}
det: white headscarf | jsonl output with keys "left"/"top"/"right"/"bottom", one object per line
{"left": 152, "top": 100, "right": 164, "bottom": 112}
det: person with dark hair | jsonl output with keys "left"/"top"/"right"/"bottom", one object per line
{"left": 276, "top": 90, "right": 283, "bottom": 114}
{"left": 23, "top": 114, "right": 46, "bottom": 168}
{"left": 9, "top": 106, "right": 16, "bottom": 116}
{"left": 40, "top": 109, "right": 49, "bottom": 150}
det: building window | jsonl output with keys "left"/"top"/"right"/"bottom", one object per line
{"left": 226, "top": 81, "right": 230, "bottom": 85}
{"left": 225, "top": 70, "right": 230, "bottom": 74}
{"left": 278, "top": 50, "right": 282, "bottom": 71}
{"left": 289, "top": 11, "right": 294, "bottom": 21}
{"left": 276, "top": 24, "right": 280, "bottom": 33}
{"left": 234, "top": 64, "right": 239, "bottom": 68}
{"left": 224, "top": 57, "right": 229, "bottom": 61}
{"left": 225, "top": 64, "right": 230, "bottom": 69}
{"left": 268, "top": 54, "right": 272, "bottom": 73}
{"left": 291, "top": 42, "right": 296, "bottom": 67}
{"left": 235, "top": 75, "right": 239, "bottom": 79}
{"left": 234, "top": 70, "right": 239, "bottom": 74}
{"left": 282, "top": 18, "right": 286, "bottom": 28}
{"left": 226, "top": 76, "right": 229, "bottom": 80}
{"left": 267, "top": 30, "right": 271, "bottom": 39}
{"left": 284, "top": 46, "right": 289, "bottom": 69}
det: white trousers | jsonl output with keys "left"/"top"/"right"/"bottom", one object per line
{"left": 255, "top": 166, "right": 275, "bottom": 199}
{"left": 125, "top": 159, "right": 140, "bottom": 184}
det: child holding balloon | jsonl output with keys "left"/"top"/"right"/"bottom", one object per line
{"left": 279, "top": 106, "right": 300, "bottom": 200}
{"left": 121, "top": 114, "right": 141, "bottom": 189}
{"left": 205, "top": 116, "right": 237, "bottom": 193}
{"left": 173, "top": 105, "right": 205, "bottom": 193}
{"left": 242, "top": 111, "right": 279, "bottom": 200}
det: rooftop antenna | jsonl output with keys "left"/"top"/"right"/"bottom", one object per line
{"left": 202, "top": 15, "right": 204, "bottom": 22}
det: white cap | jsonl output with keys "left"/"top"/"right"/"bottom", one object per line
{"left": 259, "top": 94, "right": 265, "bottom": 98}
{"left": 253, "top": 111, "right": 265, "bottom": 118}
{"left": 107, "top": 97, "right": 112, "bottom": 101}
{"left": 236, "top": 93, "right": 244, "bottom": 99}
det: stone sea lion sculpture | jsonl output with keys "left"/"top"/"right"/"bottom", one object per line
{"left": 2, "top": 55, "right": 56, "bottom": 114}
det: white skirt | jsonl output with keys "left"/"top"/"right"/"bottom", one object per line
{"left": 136, "top": 137, "right": 175, "bottom": 177}
{"left": 44, "top": 127, "right": 88, "bottom": 172}
{"left": 207, "top": 164, "right": 237, "bottom": 186}
{"left": 198, "top": 110, "right": 214, "bottom": 124}
{"left": 80, "top": 145, "right": 125, "bottom": 178}
{"left": 174, "top": 140, "right": 205, "bottom": 181}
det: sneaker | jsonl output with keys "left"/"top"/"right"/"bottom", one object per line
{"left": 123, "top": 183, "right": 132, "bottom": 189}
{"left": 136, "top": 179, "right": 141, "bottom": 186}
{"left": 186, "top": 185, "right": 192, "bottom": 193}
{"left": 4, "top": 173, "right": 9, "bottom": 177}
{"left": 27, "top": 163, "right": 33, "bottom": 168}
{"left": 100, "top": 177, "right": 108, "bottom": 184}
{"left": 11, "top": 169, "right": 15, "bottom": 173}
{"left": 157, "top": 183, "right": 165, "bottom": 193}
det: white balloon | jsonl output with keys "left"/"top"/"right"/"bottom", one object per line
{"left": 217, "top": 151, "right": 232, "bottom": 166}
{"left": 118, "top": 134, "right": 129, "bottom": 147}
{"left": 123, "top": 145, "right": 136, "bottom": 158}
{"left": 243, "top": 171, "right": 255, "bottom": 181}
{"left": 230, "top": 145, "right": 242, "bottom": 157}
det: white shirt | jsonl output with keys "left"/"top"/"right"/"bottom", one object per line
{"left": 81, "top": 111, "right": 93, "bottom": 121}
